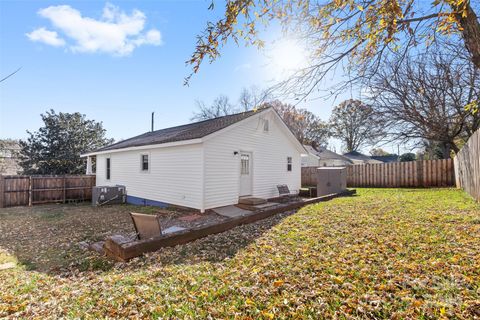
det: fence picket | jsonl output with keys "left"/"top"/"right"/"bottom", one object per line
{"left": 454, "top": 129, "right": 480, "bottom": 201}
{"left": 0, "top": 175, "right": 96, "bottom": 208}
{"left": 303, "top": 159, "right": 456, "bottom": 188}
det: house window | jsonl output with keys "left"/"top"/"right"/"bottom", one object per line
{"left": 287, "top": 157, "right": 292, "bottom": 172}
{"left": 241, "top": 154, "right": 250, "bottom": 175}
{"left": 263, "top": 119, "right": 269, "bottom": 132}
{"left": 106, "top": 158, "right": 111, "bottom": 180}
{"left": 141, "top": 154, "right": 149, "bottom": 171}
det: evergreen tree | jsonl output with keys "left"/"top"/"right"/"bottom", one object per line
{"left": 20, "top": 110, "right": 113, "bottom": 174}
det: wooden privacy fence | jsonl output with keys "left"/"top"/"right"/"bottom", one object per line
{"left": 454, "top": 129, "right": 480, "bottom": 201}
{"left": 302, "top": 159, "right": 455, "bottom": 188}
{"left": 347, "top": 159, "right": 454, "bottom": 187}
{"left": 301, "top": 167, "right": 320, "bottom": 186}
{"left": 0, "top": 175, "right": 96, "bottom": 208}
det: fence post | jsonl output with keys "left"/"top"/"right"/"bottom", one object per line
{"left": 63, "top": 175, "right": 66, "bottom": 203}
{"left": 28, "top": 176, "right": 32, "bottom": 206}
{"left": 0, "top": 175, "right": 4, "bottom": 208}
{"left": 417, "top": 160, "right": 424, "bottom": 187}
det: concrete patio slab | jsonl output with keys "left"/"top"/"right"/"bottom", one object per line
{"left": 163, "top": 226, "right": 187, "bottom": 234}
{"left": 252, "top": 202, "right": 278, "bottom": 209}
{"left": 212, "top": 205, "right": 252, "bottom": 218}
{"left": 238, "top": 197, "right": 267, "bottom": 205}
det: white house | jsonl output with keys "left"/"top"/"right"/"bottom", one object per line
{"left": 301, "top": 145, "right": 353, "bottom": 167}
{"left": 82, "top": 107, "right": 306, "bottom": 212}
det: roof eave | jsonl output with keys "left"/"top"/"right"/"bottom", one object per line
{"left": 80, "top": 138, "right": 203, "bottom": 157}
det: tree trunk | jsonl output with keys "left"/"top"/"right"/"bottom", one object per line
{"left": 440, "top": 142, "right": 449, "bottom": 159}
{"left": 452, "top": 2, "right": 480, "bottom": 69}
{"left": 441, "top": 141, "right": 460, "bottom": 159}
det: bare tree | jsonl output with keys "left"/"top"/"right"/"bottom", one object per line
{"left": 329, "top": 99, "right": 383, "bottom": 152}
{"left": 238, "top": 86, "right": 272, "bottom": 111}
{"left": 191, "top": 95, "right": 238, "bottom": 121}
{"left": 262, "top": 100, "right": 330, "bottom": 147}
{"left": 187, "top": 0, "right": 480, "bottom": 103}
{"left": 369, "top": 43, "right": 480, "bottom": 158}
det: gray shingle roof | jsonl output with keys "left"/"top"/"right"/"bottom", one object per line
{"left": 343, "top": 151, "right": 384, "bottom": 164}
{"left": 371, "top": 155, "right": 399, "bottom": 163}
{"left": 94, "top": 109, "right": 262, "bottom": 152}
{"left": 304, "top": 145, "right": 353, "bottom": 164}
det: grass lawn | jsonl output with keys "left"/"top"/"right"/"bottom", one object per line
{"left": 1, "top": 189, "right": 479, "bottom": 318}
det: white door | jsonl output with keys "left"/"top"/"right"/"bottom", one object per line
{"left": 239, "top": 152, "right": 253, "bottom": 196}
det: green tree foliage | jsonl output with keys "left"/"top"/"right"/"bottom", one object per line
{"left": 329, "top": 99, "right": 383, "bottom": 152}
{"left": 399, "top": 152, "right": 416, "bottom": 162}
{"left": 19, "top": 110, "right": 113, "bottom": 175}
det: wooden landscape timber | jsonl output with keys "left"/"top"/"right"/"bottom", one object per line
{"left": 104, "top": 189, "right": 356, "bottom": 261}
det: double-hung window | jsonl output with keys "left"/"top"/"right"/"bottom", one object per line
{"left": 141, "top": 154, "right": 149, "bottom": 171}
{"left": 287, "top": 157, "right": 292, "bottom": 172}
{"left": 106, "top": 158, "right": 111, "bottom": 180}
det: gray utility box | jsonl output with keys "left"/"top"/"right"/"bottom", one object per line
{"left": 92, "top": 185, "right": 126, "bottom": 206}
{"left": 316, "top": 167, "right": 347, "bottom": 197}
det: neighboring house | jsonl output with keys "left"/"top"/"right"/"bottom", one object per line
{"left": 301, "top": 145, "right": 353, "bottom": 167}
{"left": 371, "top": 155, "right": 399, "bottom": 163}
{"left": 82, "top": 107, "right": 305, "bottom": 212}
{"left": 0, "top": 140, "right": 22, "bottom": 175}
{"left": 343, "top": 151, "right": 384, "bottom": 165}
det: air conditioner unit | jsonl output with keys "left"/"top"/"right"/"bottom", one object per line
{"left": 92, "top": 185, "right": 126, "bottom": 206}
{"left": 316, "top": 167, "right": 347, "bottom": 196}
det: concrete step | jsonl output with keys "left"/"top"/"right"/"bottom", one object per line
{"left": 238, "top": 197, "right": 267, "bottom": 205}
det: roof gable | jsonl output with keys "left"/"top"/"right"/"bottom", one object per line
{"left": 203, "top": 107, "right": 306, "bottom": 154}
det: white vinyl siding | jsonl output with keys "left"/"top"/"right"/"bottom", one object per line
{"left": 301, "top": 153, "right": 320, "bottom": 167}
{"left": 203, "top": 111, "right": 301, "bottom": 209}
{"left": 93, "top": 109, "right": 302, "bottom": 211}
{"left": 96, "top": 144, "right": 203, "bottom": 209}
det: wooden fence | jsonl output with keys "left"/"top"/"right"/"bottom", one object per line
{"left": 302, "top": 159, "right": 455, "bottom": 188}
{"left": 454, "top": 129, "right": 480, "bottom": 201}
{"left": 0, "top": 175, "right": 96, "bottom": 208}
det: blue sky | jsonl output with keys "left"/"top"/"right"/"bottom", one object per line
{"left": 0, "top": 0, "right": 370, "bottom": 153}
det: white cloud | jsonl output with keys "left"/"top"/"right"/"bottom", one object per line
{"left": 27, "top": 3, "right": 162, "bottom": 56}
{"left": 26, "top": 27, "right": 65, "bottom": 47}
